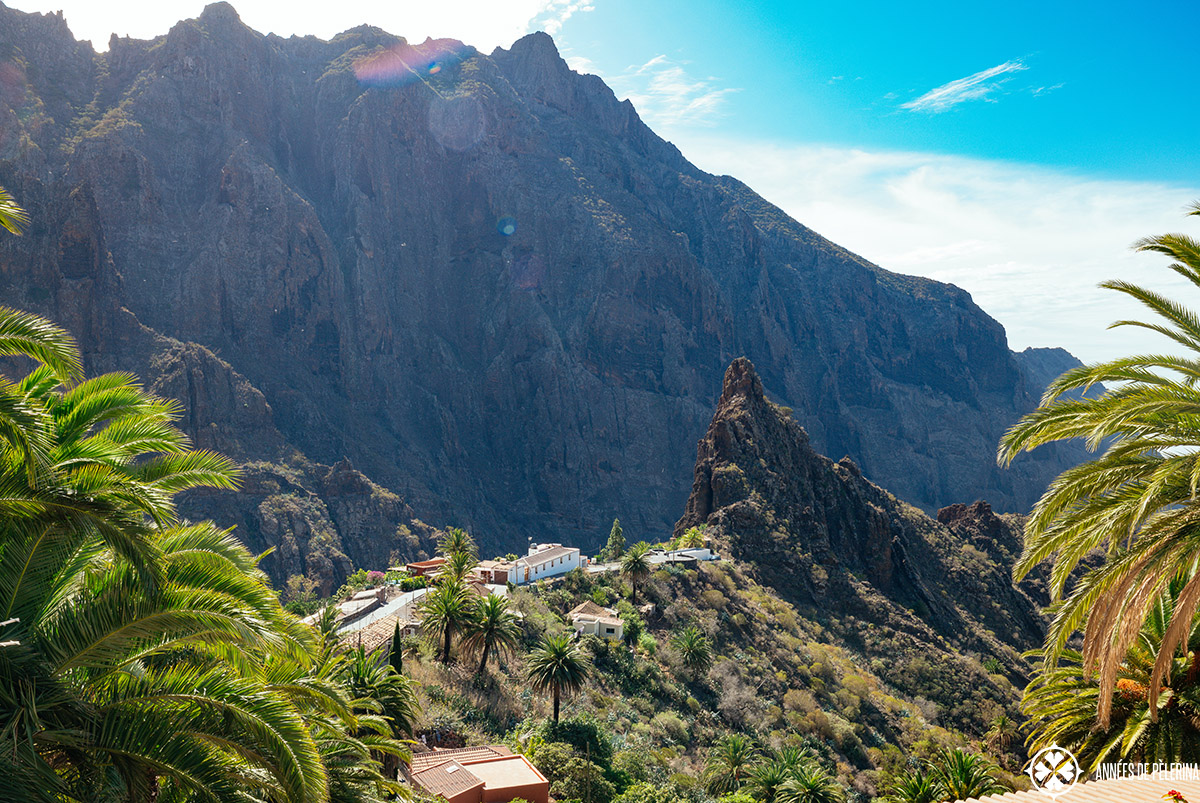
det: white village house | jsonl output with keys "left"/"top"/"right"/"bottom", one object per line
{"left": 567, "top": 601, "right": 623, "bottom": 641}
{"left": 473, "top": 543, "right": 583, "bottom": 586}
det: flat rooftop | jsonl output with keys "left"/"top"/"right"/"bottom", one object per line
{"left": 460, "top": 755, "right": 546, "bottom": 788}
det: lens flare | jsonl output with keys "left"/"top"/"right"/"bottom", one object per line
{"left": 353, "top": 39, "right": 468, "bottom": 88}
{"left": 497, "top": 217, "right": 517, "bottom": 236}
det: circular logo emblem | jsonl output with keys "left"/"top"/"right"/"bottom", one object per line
{"left": 1027, "top": 745, "right": 1081, "bottom": 797}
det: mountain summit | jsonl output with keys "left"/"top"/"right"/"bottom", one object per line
{"left": 675, "top": 357, "right": 1047, "bottom": 724}
{"left": 0, "top": 4, "right": 1080, "bottom": 564}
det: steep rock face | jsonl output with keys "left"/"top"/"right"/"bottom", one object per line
{"left": 0, "top": 3, "right": 1082, "bottom": 555}
{"left": 675, "top": 358, "right": 1047, "bottom": 722}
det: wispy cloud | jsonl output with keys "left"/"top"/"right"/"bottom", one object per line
{"left": 596, "top": 55, "right": 740, "bottom": 127}
{"left": 530, "top": 0, "right": 595, "bottom": 36}
{"left": 667, "top": 132, "right": 1200, "bottom": 364}
{"left": 902, "top": 59, "right": 1028, "bottom": 112}
{"left": 1031, "top": 82, "right": 1064, "bottom": 97}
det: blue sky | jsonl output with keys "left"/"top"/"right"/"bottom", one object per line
{"left": 11, "top": 0, "right": 1200, "bottom": 363}
{"left": 562, "top": 0, "right": 1196, "bottom": 183}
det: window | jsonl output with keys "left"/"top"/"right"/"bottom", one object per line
{"left": 605, "top": 627, "right": 615, "bottom": 635}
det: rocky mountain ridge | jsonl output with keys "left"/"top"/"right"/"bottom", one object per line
{"left": 674, "top": 358, "right": 1047, "bottom": 724}
{"left": 0, "top": 2, "right": 1083, "bottom": 574}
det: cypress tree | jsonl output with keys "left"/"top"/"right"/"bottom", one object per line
{"left": 389, "top": 619, "right": 404, "bottom": 675}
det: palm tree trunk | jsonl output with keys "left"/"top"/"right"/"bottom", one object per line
{"left": 478, "top": 643, "right": 489, "bottom": 675}
{"left": 553, "top": 684, "right": 560, "bottom": 723}
{"left": 631, "top": 581, "right": 637, "bottom": 605}
{"left": 443, "top": 627, "right": 452, "bottom": 663}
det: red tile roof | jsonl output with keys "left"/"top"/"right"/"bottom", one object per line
{"left": 410, "top": 760, "right": 484, "bottom": 799}
{"left": 409, "top": 745, "right": 512, "bottom": 774}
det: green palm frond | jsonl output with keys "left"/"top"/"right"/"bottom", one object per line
{"left": 0, "top": 185, "right": 30, "bottom": 235}
{"left": 463, "top": 593, "right": 521, "bottom": 674}
{"left": 0, "top": 306, "right": 81, "bottom": 382}
{"left": 998, "top": 203, "right": 1200, "bottom": 725}
{"left": 526, "top": 632, "right": 591, "bottom": 723}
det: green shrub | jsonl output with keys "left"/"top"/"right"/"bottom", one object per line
{"left": 532, "top": 715, "right": 614, "bottom": 767}
{"left": 650, "top": 712, "right": 689, "bottom": 743}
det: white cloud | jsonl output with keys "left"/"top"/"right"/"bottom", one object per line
{"left": 902, "top": 59, "right": 1028, "bottom": 112}
{"left": 600, "top": 55, "right": 740, "bottom": 127}
{"left": 532, "top": 0, "right": 595, "bottom": 36}
{"left": 7, "top": 0, "right": 592, "bottom": 52}
{"left": 668, "top": 133, "right": 1200, "bottom": 364}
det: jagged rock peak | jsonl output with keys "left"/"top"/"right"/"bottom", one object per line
{"left": 502, "top": 30, "right": 564, "bottom": 64}
{"left": 199, "top": 2, "right": 242, "bottom": 24}
{"left": 719, "top": 357, "right": 766, "bottom": 406}
{"left": 937, "top": 500, "right": 998, "bottom": 527}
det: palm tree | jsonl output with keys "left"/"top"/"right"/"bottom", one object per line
{"left": 0, "top": 306, "right": 81, "bottom": 379}
{"left": 621, "top": 541, "right": 652, "bottom": 604}
{"left": 747, "top": 755, "right": 792, "bottom": 803}
{"left": 703, "top": 733, "right": 757, "bottom": 794}
{"left": 1022, "top": 573, "right": 1200, "bottom": 768}
{"left": 778, "top": 763, "right": 844, "bottom": 803}
{"left": 463, "top": 593, "right": 522, "bottom": 674}
{"left": 928, "top": 748, "right": 1008, "bottom": 801}
{"left": 985, "top": 714, "right": 1019, "bottom": 760}
{"left": 443, "top": 548, "right": 477, "bottom": 583}
{"left": 343, "top": 646, "right": 421, "bottom": 739}
{"left": 0, "top": 307, "right": 419, "bottom": 800}
{"left": 0, "top": 185, "right": 29, "bottom": 235}
{"left": 677, "top": 525, "right": 705, "bottom": 549}
{"left": 525, "top": 632, "right": 590, "bottom": 723}
{"left": 438, "top": 526, "right": 477, "bottom": 559}
{"left": 998, "top": 202, "right": 1200, "bottom": 725}
{"left": 884, "top": 768, "right": 940, "bottom": 803}
{"left": 670, "top": 625, "right": 713, "bottom": 679}
{"left": 419, "top": 578, "right": 477, "bottom": 663}
{"left": 270, "top": 618, "right": 411, "bottom": 800}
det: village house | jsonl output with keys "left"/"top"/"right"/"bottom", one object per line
{"left": 516, "top": 543, "right": 582, "bottom": 584}
{"left": 567, "top": 601, "right": 623, "bottom": 641}
{"left": 474, "top": 559, "right": 516, "bottom": 585}
{"left": 467, "top": 544, "right": 583, "bottom": 585}
{"left": 646, "top": 547, "right": 717, "bottom": 565}
{"left": 405, "top": 557, "right": 447, "bottom": 577}
{"left": 406, "top": 745, "right": 549, "bottom": 803}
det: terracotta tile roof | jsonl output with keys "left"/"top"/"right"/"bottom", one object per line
{"left": 567, "top": 601, "right": 610, "bottom": 618}
{"left": 965, "top": 776, "right": 1200, "bottom": 803}
{"left": 339, "top": 614, "right": 402, "bottom": 654}
{"left": 409, "top": 745, "right": 512, "bottom": 774}
{"left": 410, "top": 760, "right": 484, "bottom": 799}
{"left": 568, "top": 601, "right": 621, "bottom": 626}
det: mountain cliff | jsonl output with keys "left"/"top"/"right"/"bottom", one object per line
{"left": 674, "top": 358, "right": 1047, "bottom": 722}
{"left": 0, "top": 3, "right": 1081, "bottom": 570}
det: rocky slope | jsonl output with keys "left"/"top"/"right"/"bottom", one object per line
{"left": 674, "top": 358, "right": 1048, "bottom": 723}
{"left": 0, "top": 3, "right": 1083, "bottom": 567}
